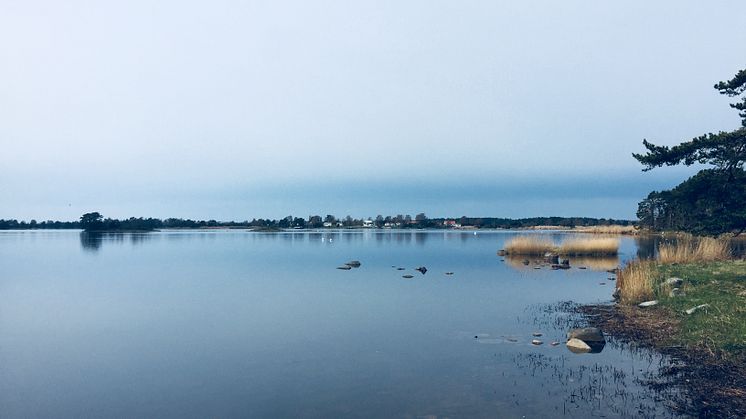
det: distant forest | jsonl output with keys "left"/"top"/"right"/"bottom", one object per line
{"left": 0, "top": 213, "right": 633, "bottom": 231}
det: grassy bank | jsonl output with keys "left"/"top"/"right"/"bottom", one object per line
{"left": 600, "top": 236, "right": 746, "bottom": 416}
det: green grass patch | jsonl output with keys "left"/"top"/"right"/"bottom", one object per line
{"left": 652, "top": 260, "right": 746, "bottom": 355}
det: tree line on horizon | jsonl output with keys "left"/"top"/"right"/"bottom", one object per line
{"left": 0, "top": 212, "right": 634, "bottom": 231}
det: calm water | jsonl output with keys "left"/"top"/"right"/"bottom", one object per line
{"left": 0, "top": 230, "right": 680, "bottom": 418}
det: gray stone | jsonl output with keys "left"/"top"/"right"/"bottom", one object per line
{"left": 531, "top": 339, "right": 543, "bottom": 345}
{"left": 337, "top": 266, "right": 352, "bottom": 270}
{"left": 665, "top": 277, "right": 684, "bottom": 287}
{"left": 684, "top": 304, "right": 709, "bottom": 315}
{"left": 638, "top": 300, "right": 659, "bottom": 307}
{"left": 669, "top": 288, "right": 686, "bottom": 298}
{"left": 567, "top": 327, "right": 605, "bottom": 343}
{"left": 566, "top": 338, "right": 591, "bottom": 353}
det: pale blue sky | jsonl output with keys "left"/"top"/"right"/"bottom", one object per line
{"left": 1, "top": 1, "right": 745, "bottom": 220}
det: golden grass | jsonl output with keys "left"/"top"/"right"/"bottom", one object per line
{"left": 657, "top": 236, "right": 731, "bottom": 264}
{"left": 503, "top": 236, "right": 619, "bottom": 256}
{"left": 503, "top": 236, "right": 555, "bottom": 255}
{"left": 617, "top": 260, "right": 656, "bottom": 303}
{"left": 558, "top": 237, "right": 620, "bottom": 256}
{"left": 574, "top": 225, "right": 637, "bottom": 235}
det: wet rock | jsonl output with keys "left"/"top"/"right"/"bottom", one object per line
{"left": 578, "top": 266, "right": 587, "bottom": 270}
{"left": 415, "top": 266, "right": 428, "bottom": 274}
{"left": 506, "top": 337, "right": 518, "bottom": 343}
{"left": 550, "top": 341, "right": 560, "bottom": 346}
{"left": 567, "top": 327, "right": 605, "bottom": 343}
{"left": 533, "top": 266, "right": 541, "bottom": 270}
{"left": 336, "top": 266, "right": 352, "bottom": 270}
{"left": 666, "top": 277, "right": 684, "bottom": 287}
{"left": 599, "top": 282, "right": 606, "bottom": 285}
{"left": 402, "top": 274, "right": 414, "bottom": 279}
{"left": 544, "top": 253, "right": 560, "bottom": 264}
{"left": 638, "top": 300, "right": 659, "bottom": 307}
{"left": 669, "top": 288, "right": 686, "bottom": 298}
{"left": 531, "top": 339, "right": 543, "bottom": 345}
{"left": 607, "top": 277, "right": 616, "bottom": 281}
{"left": 566, "top": 338, "right": 591, "bottom": 353}
{"left": 685, "top": 304, "right": 709, "bottom": 315}
{"left": 396, "top": 267, "right": 405, "bottom": 270}
{"left": 445, "top": 272, "right": 454, "bottom": 275}
{"left": 532, "top": 332, "right": 542, "bottom": 337}
{"left": 522, "top": 259, "right": 530, "bottom": 265}
{"left": 345, "top": 260, "right": 361, "bottom": 267}
{"left": 560, "top": 259, "right": 570, "bottom": 267}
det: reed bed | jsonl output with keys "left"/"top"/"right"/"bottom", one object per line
{"left": 558, "top": 237, "right": 620, "bottom": 256}
{"left": 503, "top": 236, "right": 620, "bottom": 256}
{"left": 657, "top": 236, "right": 730, "bottom": 264}
{"left": 503, "top": 236, "right": 555, "bottom": 255}
{"left": 616, "top": 260, "right": 656, "bottom": 303}
{"left": 574, "top": 225, "right": 637, "bottom": 235}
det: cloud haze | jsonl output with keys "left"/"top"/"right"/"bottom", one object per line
{"left": 1, "top": 1, "right": 745, "bottom": 220}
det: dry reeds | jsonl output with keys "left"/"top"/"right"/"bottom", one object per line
{"left": 503, "top": 236, "right": 555, "bottom": 255}
{"left": 617, "top": 260, "right": 656, "bottom": 303}
{"left": 558, "top": 237, "right": 620, "bottom": 256}
{"left": 574, "top": 225, "right": 637, "bottom": 235}
{"left": 503, "top": 236, "right": 620, "bottom": 256}
{"left": 657, "top": 236, "right": 730, "bottom": 264}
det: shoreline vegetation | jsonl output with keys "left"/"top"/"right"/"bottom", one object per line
{"left": 502, "top": 235, "right": 620, "bottom": 256}
{"left": 0, "top": 213, "right": 637, "bottom": 232}
{"left": 581, "top": 235, "right": 746, "bottom": 416}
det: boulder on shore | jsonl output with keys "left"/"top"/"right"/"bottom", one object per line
{"left": 685, "top": 304, "right": 709, "bottom": 315}
{"left": 638, "top": 300, "right": 658, "bottom": 307}
{"left": 665, "top": 277, "right": 684, "bottom": 287}
{"left": 669, "top": 288, "right": 686, "bottom": 298}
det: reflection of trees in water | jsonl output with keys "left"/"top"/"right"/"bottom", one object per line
{"left": 79, "top": 232, "right": 103, "bottom": 252}
{"left": 79, "top": 232, "right": 153, "bottom": 252}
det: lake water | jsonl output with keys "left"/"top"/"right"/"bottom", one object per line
{"left": 0, "top": 230, "right": 680, "bottom": 418}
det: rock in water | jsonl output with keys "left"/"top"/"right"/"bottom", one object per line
{"left": 685, "top": 304, "right": 709, "bottom": 315}
{"left": 415, "top": 266, "right": 427, "bottom": 274}
{"left": 566, "top": 338, "right": 592, "bottom": 353}
{"left": 402, "top": 274, "right": 414, "bottom": 279}
{"left": 550, "top": 341, "right": 560, "bottom": 346}
{"left": 345, "top": 260, "right": 361, "bottom": 268}
{"left": 531, "top": 339, "right": 543, "bottom": 345}
{"left": 532, "top": 332, "right": 542, "bottom": 337}
{"left": 522, "top": 260, "right": 530, "bottom": 265}
{"left": 567, "top": 327, "right": 605, "bottom": 343}
{"left": 336, "top": 266, "right": 352, "bottom": 270}
{"left": 665, "top": 277, "right": 684, "bottom": 287}
{"left": 638, "top": 300, "right": 658, "bottom": 307}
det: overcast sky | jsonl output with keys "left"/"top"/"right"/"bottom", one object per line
{"left": 2, "top": 1, "right": 745, "bottom": 220}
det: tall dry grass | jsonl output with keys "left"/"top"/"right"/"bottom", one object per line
{"left": 617, "top": 260, "right": 656, "bottom": 303}
{"left": 503, "top": 236, "right": 620, "bottom": 256}
{"left": 503, "top": 236, "right": 555, "bottom": 255}
{"left": 574, "top": 225, "right": 637, "bottom": 235}
{"left": 558, "top": 237, "right": 619, "bottom": 256}
{"left": 657, "top": 236, "right": 730, "bottom": 264}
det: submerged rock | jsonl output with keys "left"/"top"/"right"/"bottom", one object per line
{"left": 550, "top": 341, "right": 560, "bottom": 346}
{"left": 445, "top": 272, "right": 454, "bottom": 275}
{"left": 532, "top": 332, "right": 542, "bottom": 337}
{"left": 396, "top": 267, "right": 405, "bottom": 270}
{"left": 402, "top": 274, "right": 414, "bottom": 279}
{"left": 638, "top": 300, "right": 659, "bottom": 307}
{"left": 336, "top": 266, "right": 352, "bottom": 270}
{"left": 685, "top": 304, "right": 709, "bottom": 315}
{"left": 345, "top": 260, "right": 361, "bottom": 268}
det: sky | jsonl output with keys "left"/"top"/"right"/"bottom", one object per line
{"left": 1, "top": 0, "right": 745, "bottom": 221}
